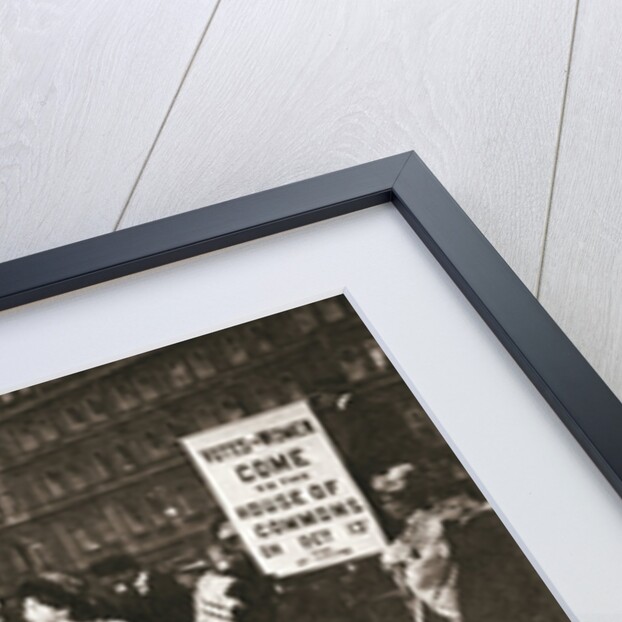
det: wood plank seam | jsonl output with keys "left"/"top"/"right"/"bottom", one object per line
{"left": 112, "top": 0, "right": 225, "bottom": 232}
{"left": 535, "top": 0, "right": 581, "bottom": 299}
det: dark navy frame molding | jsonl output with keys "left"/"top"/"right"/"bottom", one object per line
{"left": 1, "top": 151, "right": 621, "bottom": 499}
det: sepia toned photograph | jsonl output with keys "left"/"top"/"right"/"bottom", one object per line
{"left": 0, "top": 295, "right": 567, "bottom": 622}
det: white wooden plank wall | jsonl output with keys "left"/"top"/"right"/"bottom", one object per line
{"left": 2, "top": 1, "right": 620, "bottom": 399}
{"left": 0, "top": 0, "right": 218, "bottom": 259}
{"left": 118, "top": 0, "right": 575, "bottom": 291}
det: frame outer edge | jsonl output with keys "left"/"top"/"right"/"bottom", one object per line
{"left": 0, "top": 153, "right": 411, "bottom": 311}
{"left": 392, "top": 151, "right": 622, "bottom": 498}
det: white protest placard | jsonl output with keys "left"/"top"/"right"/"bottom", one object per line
{"left": 181, "top": 401, "right": 387, "bottom": 577}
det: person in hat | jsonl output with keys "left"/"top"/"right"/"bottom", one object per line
{"left": 88, "top": 555, "right": 192, "bottom": 622}
{"left": 17, "top": 572, "right": 122, "bottom": 622}
{"left": 374, "top": 461, "right": 567, "bottom": 622}
{"left": 193, "top": 521, "right": 275, "bottom": 622}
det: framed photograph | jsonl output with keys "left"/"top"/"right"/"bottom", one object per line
{"left": 0, "top": 152, "right": 620, "bottom": 622}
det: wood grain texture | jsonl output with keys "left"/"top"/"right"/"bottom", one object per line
{"left": 119, "top": 0, "right": 576, "bottom": 290}
{"left": 539, "top": 0, "right": 622, "bottom": 400}
{"left": 0, "top": 0, "right": 218, "bottom": 262}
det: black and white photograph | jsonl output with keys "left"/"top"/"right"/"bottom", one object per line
{"left": 0, "top": 295, "right": 567, "bottom": 622}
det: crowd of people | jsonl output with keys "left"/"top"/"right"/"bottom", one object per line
{"left": 0, "top": 463, "right": 566, "bottom": 622}
{"left": 1, "top": 519, "right": 283, "bottom": 622}
{"left": 2, "top": 556, "right": 192, "bottom": 622}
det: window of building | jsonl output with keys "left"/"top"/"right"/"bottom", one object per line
{"left": 186, "top": 347, "right": 217, "bottom": 379}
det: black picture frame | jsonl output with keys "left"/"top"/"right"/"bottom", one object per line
{"left": 1, "top": 150, "right": 620, "bottom": 501}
